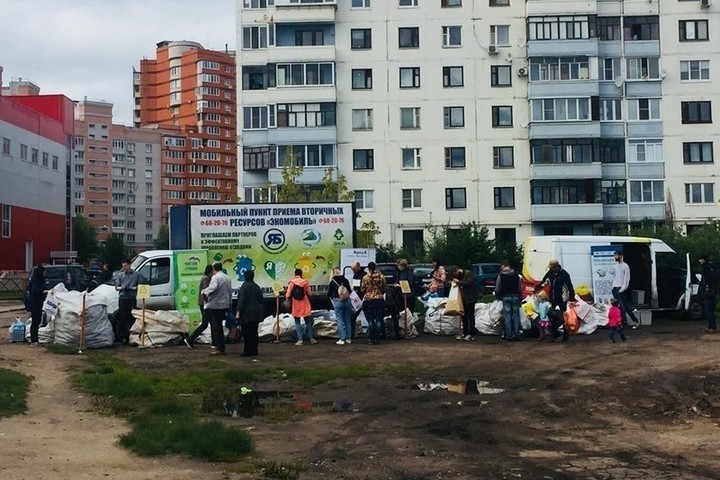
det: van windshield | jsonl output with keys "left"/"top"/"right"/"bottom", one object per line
{"left": 130, "top": 255, "right": 149, "bottom": 271}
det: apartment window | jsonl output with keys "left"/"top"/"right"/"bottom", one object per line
{"left": 445, "top": 188, "right": 467, "bottom": 209}
{"left": 243, "top": 0, "right": 269, "bottom": 7}
{"left": 399, "top": 27, "right": 420, "bottom": 48}
{"left": 443, "top": 66, "right": 464, "bottom": 87}
{"left": 276, "top": 144, "right": 335, "bottom": 168}
{"left": 296, "top": 30, "right": 324, "bottom": 46}
{"left": 145, "top": 144, "right": 152, "bottom": 153}
{"left": 600, "top": 99, "right": 622, "bottom": 121}
{"left": 443, "top": 107, "right": 465, "bottom": 128}
{"left": 400, "top": 107, "right": 421, "bottom": 129}
{"left": 630, "top": 180, "right": 664, "bottom": 203}
{"left": 20, "top": 144, "right": 28, "bottom": 161}
{"left": 627, "top": 58, "right": 660, "bottom": 80}
{"left": 445, "top": 147, "right": 466, "bottom": 169}
{"left": 276, "top": 63, "right": 334, "bottom": 86}
{"left": 628, "top": 140, "right": 663, "bottom": 163}
{"left": 42, "top": 152, "right": 49, "bottom": 167}
{"left": 530, "top": 57, "right": 590, "bottom": 81}
{"left": 528, "top": 16, "right": 592, "bottom": 41}
{"left": 352, "top": 109, "right": 373, "bottom": 130}
{"left": 442, "top": 0, "right": 462, "bottom": 5}
{"left": 601, "top": 180, "right": 626, "bottom": 205}
{"left": 627, "top": 98, "right": 661, "bottom": 121}
{"left": 399, "top": 0, "right": 418, "bottom": 5}
{"left": 354, "top": 190, "right": 374, "bottom": 210}
{"left": 680, "top": 60, "right": 710, "bottom": 81}
{"left": 75, "top": 136, "right": 84, "bottom": 147}
{"left": 681, "top": 101, "right": 712, "bottom": 124}
{"left": 680, "top": 20, "right": 709, "bottom": 41}
{"left": 243, "top": 106, "right": 268, "bottom": 129}
{"left": 493, "top": 146, "right": 514, "bottom": 168}
{"left": 686, "top": 183, "right": 714, "bottom": 204}
{"left": 683, "top": 142, "right": 713, "bottom": 163}
{"left": 494, "top": 187, "right": 515, "bottom": 209}
{"left": 442, "top": 26, "right": 462, "bottom": 47}
{"left": 276, "top": 103, "right": 336, "bottom": 127}
{"left": 52, "top": 155, "right": 59, "bottom": 170}
{"left": 1, "top": 138, "right": 9, "bottom": 155}
{"left": 242, "top": 26, "right": 267, "bottom": 49}
{"left": 352, "top": 0, "right": 370, "bottom": 7}
{"left": 402, "top": 148, "right": 422, "bottom": 169}
{"left": 531, "top": 180, "right": 600, "bottom": 205}
{"left": 490, "top": 0, "right": 510, "bottom": 5}
{"left": 600, "top": 58, "right": 621, "bottom": 81}
{"left": 399, "top": 67, "right": 421, "bottom": 88}
{"left": 402, "top": 189, "right": 422, "bottom": 209}
{"left": 351, "top": 29, "right": 372, "bottom": 49}
{"left": 352, "top": 69, "right": 373, "bottom": 89}
{"left": 624, "top": 16, "right": 659, "bottom": 40}
{"left": 353, "top": 149, "right": 374, "bottom": 170}
{"left": 243, "top": 146, "right": 274, "bottom": 171}
{"left": 491, "top": 65, "right": 512, "bottom": 86}
{"left": 1, "top": 205, "right": 10, "bottom": 237}
{"left": 531, "top": 139, "right": 593, "bottom": 164}
{"left": 490, "top": 25, "right": 510, "bottom": 46}
{"left": 492, "top": 106, "right": 513, "bottom": 127}
{"left": 597, "top": 16, "right": 621, "bottom": 40}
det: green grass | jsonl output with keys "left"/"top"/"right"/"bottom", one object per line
{"left": 45, "top": 344, "right": 82, "bottom": 355}
{"left": 0, "top": 290, "right": 23, "bottom": 300}
{"left": 256, "top": 459, "right": 304, "bottom": 480}
{"left": 0, "top": 368, "right": 31, "bottom": 418}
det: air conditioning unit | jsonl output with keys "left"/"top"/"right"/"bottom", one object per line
{"left": 701, "top": 0, "right": 710, "bottom": 8}
{"left": 517, "top": 67, "right": 528, "bottom": 77}
{"left": 488, "top": 45, "right": 498, "bottom": 55}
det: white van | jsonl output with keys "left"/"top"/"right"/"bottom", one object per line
{"left": 521, "top": 236, "right": 694, "bottom": 314}
{"left": 130, "top": 250, "right": 175, "bottom": 311}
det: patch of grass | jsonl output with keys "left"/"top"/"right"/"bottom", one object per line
{"left": 280, "top": 365, "right": 374, "bottom": 387}
{"left": 0, "top": 368, "right": 31, "bottom": 418}
{"left": 0, "top": 290, "right": 23, "bottom": 300}
{"left": 45, "top": 344, "right": 82, "bottom": 355}
{"left": 261, "top": 397, "right": 297, "bottom": 423}
{"left": 256, "top": 459, "right": 304, "bottom": 480}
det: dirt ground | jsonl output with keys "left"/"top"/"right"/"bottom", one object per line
{"left": 1, "top": 302, "right": 719, "bottom": 480}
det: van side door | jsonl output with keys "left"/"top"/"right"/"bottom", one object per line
{"left": 135, "top": 256, "right": 174, "bottom": 310}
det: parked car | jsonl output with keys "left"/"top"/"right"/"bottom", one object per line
{"left": 409, "top": 263, "right": 434, "bottom": 294}
{"left": 470, "top": 263, "right": 502, "bottom": 292}
{"left": 375, "top": 263, "right": 399, "bottom": 284}
{"left": 31, "top": 264, "right": 99, "bottom": 294}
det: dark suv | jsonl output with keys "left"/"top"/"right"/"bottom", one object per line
{"left": 32, "top": 264, "right": 98, "bottom": 293}
{"left": 470, "top": 263, "right": 502, "bottom": 292}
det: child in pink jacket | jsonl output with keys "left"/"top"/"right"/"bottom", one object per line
{"left": 608, "top": 298, "right": 627, "bottom": 343}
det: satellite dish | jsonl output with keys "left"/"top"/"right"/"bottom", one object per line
{"left": 613, "top": 77, "right": 624, "bottom": 88}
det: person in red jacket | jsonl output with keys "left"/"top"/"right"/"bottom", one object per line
{"left": 607, "top": 298, "right": 627, "bottom": 343}
{"left": 286, "top": 268, "right": 315, "bottom": 345}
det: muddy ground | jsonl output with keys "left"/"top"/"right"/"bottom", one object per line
{"left": 1, "top": 303, "right": 719, "bottom": 480}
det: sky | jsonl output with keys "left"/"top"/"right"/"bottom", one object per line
{"left": 0, "top": 0, "right": 236, "bottom": 125}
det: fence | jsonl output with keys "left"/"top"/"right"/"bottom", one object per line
{"left": 0, "top": 271, "right": 27, "bottom": 299}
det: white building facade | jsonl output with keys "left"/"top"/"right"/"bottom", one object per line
{"left": 236, "top": 0, "right": 720, "bottom": 249}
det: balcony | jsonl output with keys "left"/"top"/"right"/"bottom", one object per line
{"left": 530, "top": 121, "right": 601, "bottom": 139}
{"left": 267, "top": 85, "right": 336, "bottom": 104}
{"left": 274, "top": 0, "right": 336, "bottom": 23}
{"left": 531, "top": 203, "right": 604, "bottom": 221}
{"left": 528, "top": 81, "right": 599, "bottom": 99}
{"left": 268, "top": 165, "right": 336, "bottom": 185}
{"left": 628, "top": 203, "right": 665, "bottom": 221}
{"left": 268, "top": 45, "right": 335, "bottom": 63}
{"left": 527, "top": 38, "right": 598, "bottom": 57}
{"left": 530, "top": 161, "right": 602, "bottom": 180}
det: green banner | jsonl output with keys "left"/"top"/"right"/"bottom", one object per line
{"left": 173, "top": 249, "right": 210, "bottom": 331}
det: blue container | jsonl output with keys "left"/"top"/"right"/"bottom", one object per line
{"left": 10, "top": 320, "right": 26, "bottom": 343}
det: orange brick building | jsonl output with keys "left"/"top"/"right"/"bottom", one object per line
{"left": 134, "top": 41, "right": 237, "bottom": 221}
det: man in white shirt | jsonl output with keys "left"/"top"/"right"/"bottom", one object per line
{"left": 202, "top": 262, "right": 233, "bottom": 354}
{"left": 612, "top": 250, "right": 640, "bottom": 329}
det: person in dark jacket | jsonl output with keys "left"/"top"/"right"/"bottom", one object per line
{"left": 538, "top": 259, "right": 575, "bottom": 341}
{"left": 697, "top": 254, "right": 717, "bottom": 333}
{"left": 495, "top": 261, "right": 523, "bottom": 341}
{"left": 458, "top": 268, "right": 479, "bottom": 341}
{"left": 26, "top": 265, "right": 46, "bottom": 345}
{"left": 235, "top": 270, "right": 264, "bottom": 356}
{"left": 115, "top": 258, "right": 142, "bottom": 344}
{"left": 396, "top": 259, "right": 416, "bottom": 313}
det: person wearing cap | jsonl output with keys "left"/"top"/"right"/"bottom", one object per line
{"left": 538, "top": 259, "right": 575, "bottom": 341}
{"left": 611, "top": 250, "right": 640, "bottom": 329}
{"left": 697, "top": 254, "right": 717, "bottom": 333}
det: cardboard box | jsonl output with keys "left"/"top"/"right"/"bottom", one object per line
{"left": 636, "top": 309, "right": 652, "bottom": 326}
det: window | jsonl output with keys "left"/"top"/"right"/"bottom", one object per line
{"left": 626, "top": 58, "right": 659, "bottom": 80}
{"left": 354, "top": 190, "right": 374, "bottom": 210}
{"left": 490, "top": 25, "right": 510, "bottom": 46}
{"left": 52, "top": 155, "right": 59, "bottom": 170}
{"left": 351, "top": 0, "right": 370, "bottom": 7}
{"left": 686, "top": 183, "right": 714, "bottom": 204}
{"left": 531, "top": 98, "right": 591, "bottom": 121}
{"left": 601, "top": 180, "right": 626, "bottom": 205}
{"left": 20, "top": 144, "right": 28, "bottom": 161}
{"left": 42, "top": 152, "right": 49, "bottom": 167}
{"left": 243, "top": 106, "right": 268, "bottom": 129}
{"left": 445, "top": 188, "right": 467, "bottom": 209}
{"left": 351, "top": 29, "right": 372, "bottom": 49}
{"left": 490, "top": 0, "right": 509, "bottom": 5}
{"left": 402, "top": 189, "right": 422, "bottom": 209}
{"left": 680, "top": 60, "right": 710, "bottom": 81}
{"left": 443, "top": 106, "right": 465, "bottom": 128}
{"left": 681, "top": 101, "right": 712, "bottom": 124}
{"left": 528, "top": 16, "right": 592, "bottom": 41}
{"left": 531, "top": 139, "right": 593, "bottom": 164}
{"left": 443, "top": 66, "right": 464, "bottom": 87}
{"left": 399, "top": 0, "right": 417, "bottom": 5}
{"left": 442, "top": 0, "right": 461, "bottom": 6}
{"left": 600, "top": 58, "right": 621, "bottom": 81}
{"left": 600, "top": 99, "right": 622, "bottom": 121}
{"left": 243, "top": 0, "right": 269, "bottom": 7}
{"left": 352, "top": 109, "right": 373, "bottom": 130}
{"left": 630, "top": 180, "right": 664, "bottom": 203}
{"left": 399, "top": 27, "right": 420, "bottom": 48}
{"left": 399, "top": 67, "right": 421, "bottom": 88}
{"left": 1, "top": 204, "right": 10, "bottom": 238}
{"left": 400, "top": 107, "right": 421, "bottom": 129}
{"left": 531, "top": 180, "right": 600, "bottom": 205}
{"left": 276, "top": 63, "right": 334, "bottom": 86}
{"left": 353, "top": 149, "right": 374, "bottom": 170}
{"left": 402, "top": 148, "right": 422, "bottom": 169}
{"left": 493, "top": 146, "right": 514, "bottom": 168}
{"left": 352, "top": 69, "right": 373, "bottom": 89}
{"left": 442, "top": 26, "right": 462, "bottom": 47}
{"left": 295, "top": 30, "right": 324, "bottom": 46}
{"left": 494, "top": 187, "right": 515, "bottom": 209}
{"left": 243, "top": 146, "right": 274, "bottom": 171}
{"left": 529, "top": 57, "right": 590, "bottom": 81}
{"left": 628, "top": 140, "right": 663, "bottom": 163}
{"left": 276, "top": 144, "right": 335, "bottom": 167}
{"left": 242, "top": 26, "right": 267, "bottom": 49}
{"left": 679, "top": 20, "right": 709, "bottom": 41}
{"left": 597, "top": 16, "right": 621, "bottom": 40}
{"left": 624, "top": 16, "right": 659, "bottom": 40}
{"left": 627, "top": 98, "right": 661, "bottom": 121}
{"left": 136, "top": 257, "right": 171, "bottom": 287}
{"left": 445, "top": 147, "right": 466, "bottom": 168}
{"left": 491, "top": 66, "right": 512, "bottom": 86}
{"left": 276, "top": 103, "right": 336, "bottom": 127}
{"left": 492, "top": 106, "right": 513, "bottom": 127}
{"left": 2, "top": 138, "right": 9, "bottom": 155}
{"left": 683, "top": 142, "right": 713, "bottom": 163}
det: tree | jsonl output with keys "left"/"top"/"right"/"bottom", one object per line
{"left": 422, "top": 222, "right": 522, "bottom": 269}
{"left": 101, "top": 234, "right": 129, "bottom": 271}
{"left": 153, "top": 224, "right": 169, "bottom": 250}
{"left": 73, "top": 214, "right": 97, "bottom": 264}
{"left": 356, "top": 221, "right": 381, "bottom": 249}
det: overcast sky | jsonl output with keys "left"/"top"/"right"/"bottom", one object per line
{"left": 0, "top": 0, "right": 236, "bottom": 125}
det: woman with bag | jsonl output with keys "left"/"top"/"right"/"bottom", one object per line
{"left": 286, "top": 268, "right": 315, "bottom": 345}
{"left": 328, "top": 267, "right": 353, "bottom": 345}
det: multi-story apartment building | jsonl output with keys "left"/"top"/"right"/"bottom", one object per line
{"left": 74, "top": 100, "right": 162, "bottom": 251}
{"left": 134, "top": 41, "right": 238, "bottom": 222}
{"left": 236, "top": 0, "right": 719, "bottom": 249}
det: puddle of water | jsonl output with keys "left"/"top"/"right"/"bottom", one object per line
{"left": 414, "top": 380, "right": 504, "bottom": 395}
{"left": 222, "top": 390, "right": 358, "bottom": 417}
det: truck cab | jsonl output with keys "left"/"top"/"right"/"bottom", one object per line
{"left": 130, "top": 250, "right": 174, "bottom": 310}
